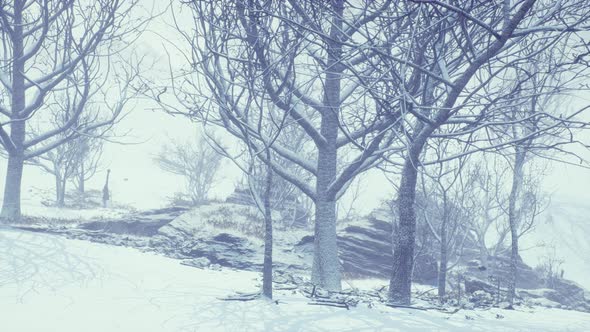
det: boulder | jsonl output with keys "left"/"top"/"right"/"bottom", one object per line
{"left": 519, "top": 288, "right": 551, "bottom": 299}
{"left": 79, "top": 207, "right": 188, "bottom": 236}
{"left": 464, "top": 277, "right": 498, "bottom": 295}
{"left": 469, "top": 290, "right": 494, "bottom": 307}
{"left": 183, "top": 232, "right": 261, "bottom": 270}
{"left": 463, "top": 302, "right": 475, "bottom": 310}
{"left": 337, "top": 218, "right": 394, "bottom": 278}
{"left": 297, "top": 215, "right": 438, "bottom": 284}
{"left": 459, "top": 253, "right": 544, "bottom": 290}
{"left": 543, "top": 279, "right": 589, "bottom": 310}
{"left": 181, "top": 257, "right": 211, "bottom": 268}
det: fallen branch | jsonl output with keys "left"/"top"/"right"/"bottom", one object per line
{"left": 384, "top": 304, "right": 432, "bottom": 311}
{"left": 308, "top": 301, "right": 350, "bottom": 310}
{"left": 218, "top": 292, "right": 261, "bottom": 301}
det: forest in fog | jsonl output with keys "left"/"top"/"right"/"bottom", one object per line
{"left": 1, "top": 1, "right": 590, "bottom": 331}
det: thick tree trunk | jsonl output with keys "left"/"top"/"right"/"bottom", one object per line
{"left": 311, "top": 132, "right": 341, "bottom": 290}
{"left": 389, "top": 158, "right": 419, "bottom": 304}
{"left": 1, "top": 1, "right": 26, "bottom": 222}
{"left": 311, "top": 90, "right": 341, "bottom": 291}
{"left": 508, "top": 148, "right": 525, "bottom": 306}
{"left": 309, "top": 0, "right": 344, "bottom": 292}
{"left": 262, "top": 163, "right": 273, "bottom": 299}
{"left": 1, "top": 153, "right": 24, "bottom": 222}
{"left": 312, "top": 199, "right": 341, "bottom": 291}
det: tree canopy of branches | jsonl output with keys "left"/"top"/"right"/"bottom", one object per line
{"left": 28, "top": 104, "right": 107, "bottom": 207}
{"left": 0, "top": 0, "right": 148, "bottom": 221}
{"left": 160, "top": 0, "right": 406, "bottom": 291}
{"left": 154, "top": 0, "right": 590, "bottom": 299}
{"left": 369, "top": 0, "right": 590, "bottom": 304}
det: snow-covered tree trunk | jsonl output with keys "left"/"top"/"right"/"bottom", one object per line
{"left": 389, "top": 157, "right": 419, "bottom": 304}
{"left": 311, "top": 132, "right": 341, "bottom": 290}
{"left": 310, "top": 1, "right": 344, "bottom": 290}
{"left": 312, "top": 200, "right": 340, "bottom": 291}
{"left": 262, "top": 161, "right": 273, "bottom": 299}
{"left": 438, "top": 205, "right": 449, "bottom": 301}
{"left": 1, "top": 4, "right": 25, "bottom": 221}
{"left": 1, "top": 151, "right": 24, "bottom": 221}
{"left": 508, "top": 147, "right": 526, "bottom": 306}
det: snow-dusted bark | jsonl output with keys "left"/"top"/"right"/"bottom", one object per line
{"left": 0, "top": 4, "right": 27, "bottom": 221}
{"left": 437, "top": 206, "right": 449, "bottom": 300}
{"left": 308, "top": 3, "right": 345, "bottom": 290}
{"left": 389, "top": 158, "right": 419, "bottom": 304}
{"left": 262, "top": 160, "right": 273, "bottom": 299}
{"left": 1, "top": 151, "right": 24, "bottom": 221}
{"left": 507, "top": 147, "right": 526, "bottom": 306}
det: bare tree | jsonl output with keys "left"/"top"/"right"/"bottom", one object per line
{"left": 466, "top": 156, "right": 510, "bottom": 270}
{"left": 374, "top": 0, "right": 590, "bottom": 304}
{"left": 535, "top": 245, "right": 565, "bottom": 289}
{"left": 0, "top": 0, "right": 148, "bottom": 221}
{"left": 464, "top": 153, "right": 546, "bottom": 270}
{"left": 417, "top": 143, "right": 473, "bottom": 301}
{"left": 158, "top": 0, "right": 403, "bottom": 291}
{"left": 201, "top": 128, "right": 281, "bottom": 299}
{"left": 496, "top": 63, "right": 558, "bottom": 306}
{"left": 155, "top": 133, "right": 223, "bottom": 206}
{"left": 29, "top": 144, "right": 78, "bottom": 207}
{"left": 28, "top": 102, "right": 108, "bottom": 207}
{"left": 260, "top": 155, "right": 273, "bottom": 299}
{"left": 71, "top": 133, "right": 105, "bottom": 195}
{"left": 245, "top": 150, "right": 275, "bottom": 299}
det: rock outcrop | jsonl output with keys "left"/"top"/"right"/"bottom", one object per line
{"left": 295, "top": 210, "right": 438, "bottom": 285}
{"left": 79, "top": 207, "right": 188, "bottom": 236}
{"left": 64, "top": 203, "right": 590, "bottom": 312}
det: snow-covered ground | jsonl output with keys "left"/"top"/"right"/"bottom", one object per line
{"left": 1, "top": 228, "right": 589, "bottom": 332}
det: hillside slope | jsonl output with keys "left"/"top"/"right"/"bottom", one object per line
{"left": 1, "top": 228, "right": 589, "bottom": 332}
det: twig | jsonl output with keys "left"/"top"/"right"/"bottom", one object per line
{"left": 308, "top": 301, "right": 350, "bottom": 310}
{"left": 385, "top": 304, "right": 431, "bottom": 311}
{"left": 218, "top": 291, "right": 261, "bottom": 301}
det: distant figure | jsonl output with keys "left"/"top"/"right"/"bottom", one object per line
{"left": 102, "top": 169, "right": 111, "bottom": 208}
{"left": 560, "top": 269, "right": 565, "bottom": 279}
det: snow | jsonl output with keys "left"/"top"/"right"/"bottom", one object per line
{"left": 522, "top": 200, "right": 590, "bottom": 290}
{"left": 1, "top": 228, "right": 590, "bottom": 332}
{"left": 22, "top": 204, "right": 130, "bottom": 222}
